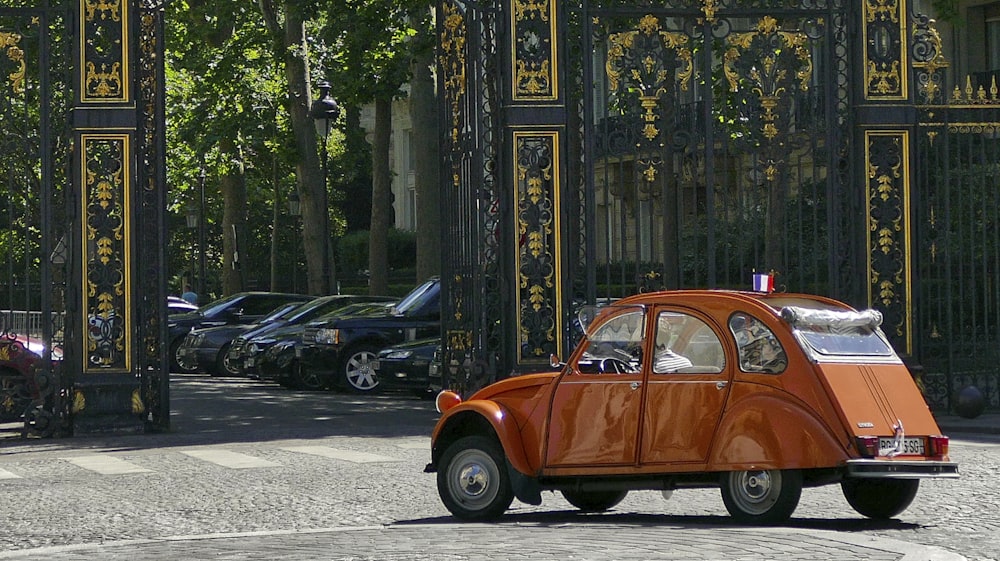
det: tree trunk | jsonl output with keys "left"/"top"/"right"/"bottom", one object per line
{"left": 410, "top": 45, "right": 440, "bottom": 284}
{"left": 261, "top": 1, "right": 329, "bottom": 295}
{"left": 369, "top": 98, "right": 392, "bottom": 295}
{"left": 219, "top": 137, "right": 248, "bottom": 295}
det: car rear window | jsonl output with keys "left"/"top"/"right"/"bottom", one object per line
{"left": 780, "top": 306, "right": 895, "bottom": 358}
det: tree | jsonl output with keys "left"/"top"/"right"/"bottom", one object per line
{"left": 408, "top": 7, "right": 441, "bottom": 282}
{"left": 259, "top": 0, "right": 333, "bottom": 296}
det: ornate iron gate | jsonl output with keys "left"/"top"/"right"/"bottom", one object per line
{"left": 1, "top": 1, "right": 71, "bottom": 436}
{"left": 1, "top": 0, "right": 168, "bottom": 437}
{"left": 441, "top": 0, "right": 996, "bottom": 412}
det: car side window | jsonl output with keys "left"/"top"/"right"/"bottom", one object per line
{"left": 653, "top": 311, "right": 725, "bottom": 374}
{"left": 576, "top": 309, "right": 645, "bottom": 374}
{"left": 729, "top": 312, "right": 787, "bottom": 374}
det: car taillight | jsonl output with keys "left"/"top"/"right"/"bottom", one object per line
{"left": 435, "top": 390, "right": 462, "bottom": 414}
{"left": 855, "top": 435, "right": 879, "bottom": 458}
{"left": 928, "top": 435, "right": 949, "bottom": 457}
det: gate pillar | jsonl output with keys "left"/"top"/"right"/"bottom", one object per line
{"left": 68, "top": 0, "right": 167, "bottom": 434}
{"left": 856, "top": 0, "right": 916, "bottom": 357}
{"left": 506, "top": 0, "right": 566, "bottom": 369}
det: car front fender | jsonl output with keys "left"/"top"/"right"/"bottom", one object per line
{"left": 431, "top": 400, "right": 534, "bottom": 478}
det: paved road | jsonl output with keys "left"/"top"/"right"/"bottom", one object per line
{"left": 0, "top": 374, "right": 997, "bottom": 561}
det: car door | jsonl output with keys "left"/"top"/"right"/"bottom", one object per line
{"left": 638, "top": 307, "right": 731, "bottom": 466}
{"left": 545, "top": 306, "right": 647, "bottom": 468}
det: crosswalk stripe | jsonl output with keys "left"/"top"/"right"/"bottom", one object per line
{"left": 280, "top": 446, "right": 400, "bottom": 463}
{"left": 0, "top": 468, "right": 21, "bottom": 479}
{"left": 180, "top": 449, "right": 280, "bottom": 469}
{"left": 63, "top": 455, "right": 152, "bottom": 475}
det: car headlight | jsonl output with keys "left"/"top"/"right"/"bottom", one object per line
{"left": 384, "top": 350, "right": 413, "bottom": 360}
{"left": 316, "top": 328, "right": 340, "bottom": 345}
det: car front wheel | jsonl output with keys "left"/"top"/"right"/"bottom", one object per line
{"left": 212, "top": 343, "right": 241, "bottom": 377}
{"left": 437, "top": 435, "right": 514, "bottom": 521}
{"left": 340, "top": 346, "right": 380, "bottom": 393}
{"left": 170, "top": 337, "right": 197, "bottom": 374}
{"left": 841, "top": 478, "right": 919, "bottom": 519}
{"left": 561, "top": 489, "right": 628, "bottom": 512}
{"left": 720, "top": 469, "right": 801, "bottom": 524}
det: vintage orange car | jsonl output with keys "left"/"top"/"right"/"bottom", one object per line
{"left": 426, "top": 290, "right": 958, "bottom": 523}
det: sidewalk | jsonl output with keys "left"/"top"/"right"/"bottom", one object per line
{"left": 935, "top": 413, "right": 1000, "bottom": 436}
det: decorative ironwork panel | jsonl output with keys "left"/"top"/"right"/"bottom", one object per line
{"left": 865, "top": 131, "right": 911, "bottom": 354}
{"left": 81, "top": 0, "right": 128, "bottom": 102}
{"left": 438, "top": 0, "right": 506, "bottom": 393}
{"left": 1, "top": 3, "right": 73, "bottom": 437}
{"left": 511, "top": 0, "right": 556, "bottom": 101}
{"left": 81, "top": 133, "right": 131, "bottom": 372}
{"left": 863, "top": 0, "right": 906, "bottom": 100}
{"left": 514, "top": 131, "right": 562, "bottom": 363}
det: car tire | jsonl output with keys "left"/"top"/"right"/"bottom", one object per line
{"left": 339, "top": 345, "right": 381, "bottom": 393}
{"left": 212, "top": 343, "right": 241, "bottom": 377}
{"left": 437, "top": 435, "right": 514, "bottom": 521}
{"left": 170, "top": 337, "right": 197, "bottom": 374}
{"left": 841, "top": 478, "right": 919, "bottom": 519}
{"left": 561, "top": 489, "right": 628, "bottom": 512}
{"left": 720, "top": 469, "right": 802, "bottom": 524}
{"left": 289, "top": 361, "right": 327, "bottom": 391}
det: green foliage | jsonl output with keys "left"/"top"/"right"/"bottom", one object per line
{"left": 931, "top": 0, "right": 961, "bottom": 25}
{"left": 338, "top": 228, "right": 417, "bottom": 275}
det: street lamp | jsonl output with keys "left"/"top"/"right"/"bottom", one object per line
{"left": 185, "top": 167, "right": 207, "bottom": 298}
{"left": 309, "top": 80, "right": 341, "bottom": 294}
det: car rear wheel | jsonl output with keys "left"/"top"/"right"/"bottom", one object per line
{"left": 720, "top": 469, "right": 801, "bottom": 524}
{"left": 340, "top": 345, "right": 380, "bottom": 393}
{"left": 289, "top": 361, "right": 327, "bottom": 391}
{"left": 437, "top": 435, "right": 514, "bottom": 521}
{"left": 561, "top": 489, "right": 628, "bottom": 512}
{"left": 841, "top": 478, "right": 919, "bottom": 519}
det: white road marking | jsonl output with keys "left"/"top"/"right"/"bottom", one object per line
{"left": 0, "top": 468, "right": 22, "bottom": 479}
{"left": 180, "top": 449, "right": 280, "bottom": 469}
{"left": 281, "top": 446, "right": 400, "bottom": 463}
{"left": 63, "top": 455, "right": 152, "bottom": 475}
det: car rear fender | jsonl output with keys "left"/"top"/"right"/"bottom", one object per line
{"left": 431, "top": 400, "right": 534, "bottom": 477}
{"left": 711, "top": 390, "right": 849, "bottom": 470}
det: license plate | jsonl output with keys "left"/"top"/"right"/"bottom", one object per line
{"left": 246, "top": 358, "right": 255, "bottom": 367}
{"left": 371, "top": 360, "right": 380, "bottom": 371}
{"left": 879, "top": 437, "right": 925, "bottom": 455}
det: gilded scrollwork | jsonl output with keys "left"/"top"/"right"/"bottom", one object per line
{"left": 82, "top": 0, "right": 128, "bottom": 101}
{"left": 724, "top": 16, "right": 812, "bottom": 143}
{"left": 512, "top": 0, "right": 556, "bottom": 100}
{"left": 0, "top": 31, "right": 26, "bottom": 93}
{"left": 865, "top": 131, "right": 911, "bottom": 352}
{"left": 606, "top": 15, "right": 692, "bottom": 184}
{"left": 863, "top": 0, "right": 905, "bottom": 99}
{"left": 515, "top": 133, "right": 561, "bottom": 362}
{"left": 439, "top": 0, "right": 467, "bottom": 187}
{"left": 83, "top": 135, "right": 131, "bottom": 371}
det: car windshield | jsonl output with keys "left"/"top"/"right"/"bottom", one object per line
{"left": 394, "top": 279, "right": 438, "bottom": 315}
{"left": 197, "top": 293, "right": 245, "bottom": 316}
{"left": 780, "top": 306, "right": 895, "bottom": 358}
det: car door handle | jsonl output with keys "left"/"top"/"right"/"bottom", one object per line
{"left": 630, "top": 382, "right": 641, "bottom": 390}
{"left": 716, "top": 381, "right": 728, "bottom": 390}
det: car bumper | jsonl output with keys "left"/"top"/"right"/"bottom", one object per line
{"left": 177, "top": 346, "right": 220, "bottom": 371}
{"left": 295, "top": 344, "right": 340, "bottom": 376}
{"left": 373, "top": 359, "right": 432, "bottom": 389}
{"left": 845, "top": 458, "right": 960, "bottom": 478}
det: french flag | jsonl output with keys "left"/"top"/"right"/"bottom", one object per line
{"left": 753, "top": 272, "right": 774, "bottom": 293}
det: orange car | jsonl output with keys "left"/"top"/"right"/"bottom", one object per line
{"left": 426, "top": 290, "right": 958, "bottom": 524}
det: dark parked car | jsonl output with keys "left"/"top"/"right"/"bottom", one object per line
{"left": 168, "top": 296, "right": 198, "bottom": 315}
{"left": 226, "top": 294, "right": 396, "bottom": 378}
{"left": 167, "top": 291, "right": 313, "bottom": 373}
{"left": 295, "top": 277, "right": 441, "bottom": 393}
{"left": 176, "top": 300, "right": 308, "bottom": 376}
{"left": 257, "top": 301, "right": 398, "bottom": 390}
{"left": 372, "top": 337, "right": 441, "bottom": 398}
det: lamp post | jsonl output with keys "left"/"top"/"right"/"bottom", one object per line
{"left": 185, "top": 168, "right": 207, "bottom": 298}
{"left": 309, "top": 80, "right": 341, "bottom": 294}
{"left": 288, "top": 190, "right": 301, "bottom": 293}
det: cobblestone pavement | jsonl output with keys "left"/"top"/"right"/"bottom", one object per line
{"left": 0, "top": 374, "right": 997, "bottom": 561}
